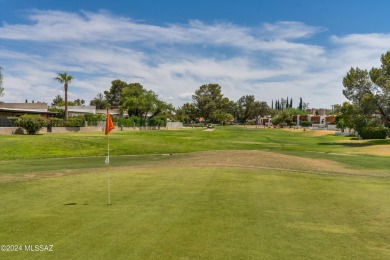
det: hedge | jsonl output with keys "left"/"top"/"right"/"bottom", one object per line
{"left": 358, "top": 127, "right": 389, "bottom": 139}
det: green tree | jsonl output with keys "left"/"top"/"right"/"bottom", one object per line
{"left": 120, "top": 83, "right": 146, "bottom": 118}
{"left": 120, "top": 83, "right": 172, "bottom": 122}
{"left": 334, "top": 102, "right": 356, "bottom": 132}
{"left": 236, "top": 95, "right": 256, "bottom": 124}
{"left": 90, "top": 93, "right": 109, "bottom": 109}
{"left": 343, "top": 51, "right": 390, "bottom": 126}
{"left": 105, "top": 79, "right": 128, "bottom": 107}
{"left": 52, "top": 95, "right": 64, "bottom": 106}
{"left": 192, "top": 84, "right": 224, "bottom": 123}
{"left": 74, "top": 99, "right": 85, "bottom": 106}
{"left": 211, "top": 109, "right": 234, "bottom": 125}
{"left": 253, "top": 101, "right": 270, "bottom": 124}
{"left": 54, "top": 72, "right": 73, "bottom": 121}
{"left": 271, "top": 110, "right": 291, "bottom": 126}
{"left": 298, "top": 97, "right": 303, "bottom": 110}
{"left": 175, "top": 103, "right": 198, "bottom": 123}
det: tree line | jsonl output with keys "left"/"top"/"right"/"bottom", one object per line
{"left": 89, "top": 80, "right": 315, "bottom": 126}
{"left": 90, "top": 81, "right": 272, "bottom": 125}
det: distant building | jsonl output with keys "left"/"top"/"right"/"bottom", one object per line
{"left": 54, "top": 105, "right": 96, "bottom": 116}
{"left": 0, "top": 103, "right": 58, "bottom": 127}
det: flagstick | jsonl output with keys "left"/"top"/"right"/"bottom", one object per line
{"left": 107, "top": 134, "right": 111, "bottom": 206}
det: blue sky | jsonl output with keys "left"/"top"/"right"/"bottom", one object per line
{"left": 1, "top": 0, "right": 390, "bottom": 108}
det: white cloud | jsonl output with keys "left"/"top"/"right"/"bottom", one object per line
{"left": 260, "top": 21, "right": 326, "bottom": 40}
{"left": 0, "top": 10, "right": 390, "bottom": 109}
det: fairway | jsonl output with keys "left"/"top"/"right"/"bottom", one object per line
{"left": 1, "top": 127, "right": 390, "bottom": 259}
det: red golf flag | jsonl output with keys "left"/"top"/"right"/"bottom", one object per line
{"left": 105, "top": 112, "right": 115, "bottom": 135}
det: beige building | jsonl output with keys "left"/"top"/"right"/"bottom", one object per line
{"left": 0, "top": 103, "right": 58, "bottom": 127}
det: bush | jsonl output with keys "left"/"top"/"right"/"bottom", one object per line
{"left": 300, "top": 121, "right": 312, "bottom": 127}
{"left": 116, "top": 116, "right": 141, "bottom": 127}
{"left": 148, "top": 115, "right": 167, "bottom": 127}
{"left": 85, "top": 113, "right": 105, "bottom": 126}
{"left": 64, "top": 116, "right": 85, "bottom": 127}
{"left": 49, "top": 117, "right": 64, "bottom": 127}
{"left": 17, "top": 115, "right": 48, "bottom": 134}
{"left": 48, "top": 107, "right": 65, "bottom": 119}
{"left": 358, "top": 127, "right": 389, "bottom": 139}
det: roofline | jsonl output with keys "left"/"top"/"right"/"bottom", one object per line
{"left": 0, "top": 108, "right": 59, "bottom": 115}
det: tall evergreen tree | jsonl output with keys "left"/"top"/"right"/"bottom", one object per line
{"left": 298, "top": 97, "right": 303, "bottom": 110}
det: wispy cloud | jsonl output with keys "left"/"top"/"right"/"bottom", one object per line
{"left": 0, "top": 10, "right": 389, "bottom": 108}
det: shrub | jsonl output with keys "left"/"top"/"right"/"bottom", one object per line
{"left": 300, "top": 121, "right": 312, "bottom": 127}
{"left": 17, "top": 115, "right": 48, "bottom": 134}
{"left": 64, "top": 116, "right": 85, "bottom": 127}
{"left": 85, "top": 113, "right": 105, "bottom": 126}
{"left": 48, "top": 107, "right": 65, "bottom": 119}
{"left": 148, "top": 115, "right": 167, "bottom": 127}
{"left": 49, "top": 117, "right": 65, "bottom": 127}
{"left": 116, "top": 116, "right": 141, "bottom": 127}
{"left": 358, "top": 127, "right": 389, "bottom": 139}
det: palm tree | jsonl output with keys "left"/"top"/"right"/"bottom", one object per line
{"left": 54, "top": 72, "right": 73, "bottom": 121}
{"left": 0, "top": 67, "right": 4, "bottom": 99}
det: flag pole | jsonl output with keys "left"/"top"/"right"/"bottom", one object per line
{"left": 107, "top": 133, "right": 111, "bottom": 206}
{"left": 105, "top": 109, "right": 115, "bottom": 206}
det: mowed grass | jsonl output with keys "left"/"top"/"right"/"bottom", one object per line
{"left": 1, "top": 127, "right": 390, "bottom": 259}
{"left": 1, "top": 126, "right": 390, "bottom": 160}
{"left": 1, "top": 165, "right": 390, "bottom": 259}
